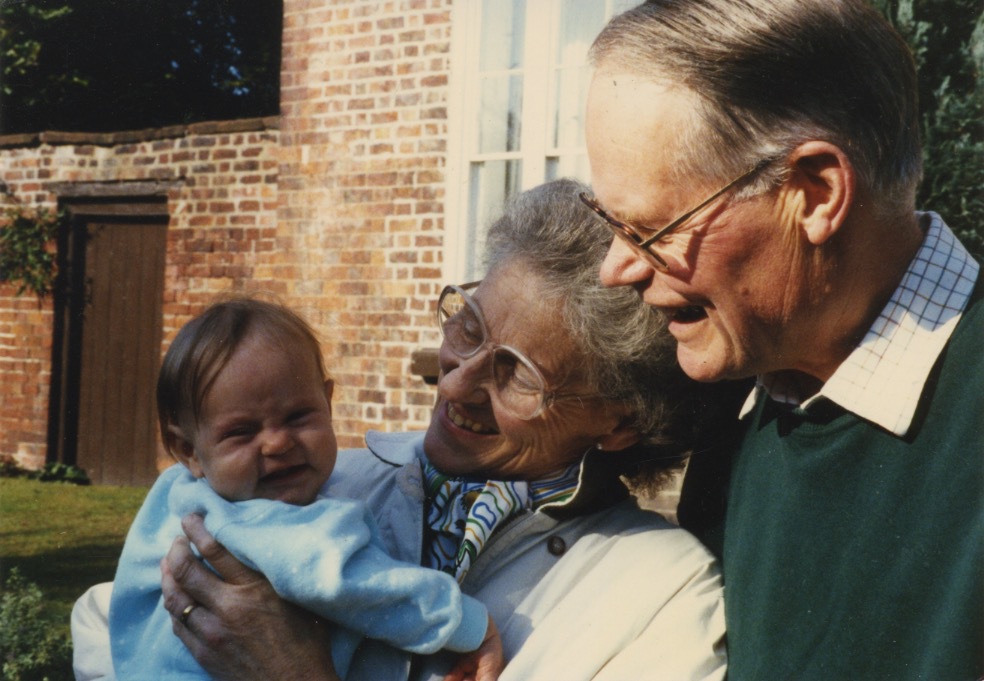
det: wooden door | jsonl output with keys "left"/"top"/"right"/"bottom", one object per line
{"left": 48, "top": 196, "right": 168, "bottom": 486}
{"left": 75, "top": 220, "right": 166, "bottom": 485}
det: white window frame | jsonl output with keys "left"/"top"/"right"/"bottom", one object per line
{"left": 445, "top": 0, "right": 637, "bottom": 283}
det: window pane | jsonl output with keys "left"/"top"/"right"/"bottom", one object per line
{"left": 546, "top": 154, "right": 590, "bottom": 183}
{"left": 450, "top": 0, "right": 643, "bottom": 281}
{"left": 480, "top": 0, "right": 525, "bottom": 71}
{"left": 612, "top": 0, "right": 642, "bottom": 17}
{"left": 552, "top": 66, "right": 590, "bottom": 149}
{"left": 550, "top": 1, "right": 614, "bottom": 149}
{"left": 466, "top": 159, "right": 523, "bottom": 279}
{"left": 478, "top": 74, "right": 523, "bottom": 153}
{"left": 556, "top": 0, "right": 606, "bottom": 67}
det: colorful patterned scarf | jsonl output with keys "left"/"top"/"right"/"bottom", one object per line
{"left": 423, "top": 461, "right": 581, "bottom": 583}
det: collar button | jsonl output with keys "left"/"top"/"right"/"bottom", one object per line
{"left": 547, "top": 535, "right": 566, "bottom": 556}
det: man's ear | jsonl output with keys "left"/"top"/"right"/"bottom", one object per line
{"left": 784, "top": 141, "right": 855, "bottom": 246}
{"left": 165, "top": 424, "right": 204, "bottom": 478}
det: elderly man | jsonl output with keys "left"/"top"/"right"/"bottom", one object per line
{"left": 582, "top": 0, "right": 982, "bottom": 678}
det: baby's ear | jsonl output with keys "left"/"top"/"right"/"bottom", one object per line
{"left": 165, "top": 425, "right": 204, "bottom": 478}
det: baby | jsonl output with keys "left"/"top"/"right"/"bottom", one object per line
{"left": 109, "top": 297, "right": 501, "bottom": 680}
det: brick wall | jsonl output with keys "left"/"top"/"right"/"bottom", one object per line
{"left": 0, "top": 0, "right": 456, "bottom": 469}
{"left": 0, "top": 119, "right": 281, "bottom": 468}
{"left": 276, "top": 0, "right": 452, "bottom": 447}
{"left": 0, "top": 293, "right": 51, "bottom": 469}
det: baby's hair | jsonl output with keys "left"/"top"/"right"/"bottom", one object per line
{"left": 156, "top": 296, "right": 328, "bottom": 457}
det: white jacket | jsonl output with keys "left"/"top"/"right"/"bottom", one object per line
{"left": 73, "top": 430, "right": 726, "bottom": 681}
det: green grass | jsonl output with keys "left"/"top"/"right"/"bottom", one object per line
{"left": 0, "top": 477, "right": 148, "bottom": 631}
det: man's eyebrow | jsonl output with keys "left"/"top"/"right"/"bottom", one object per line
{"left": 606, "top": 202, "right": 662, "bottom": 230}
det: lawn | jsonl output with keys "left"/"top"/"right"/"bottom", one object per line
{"left": 0, "top": 477, "right": 148, "bottom": 633}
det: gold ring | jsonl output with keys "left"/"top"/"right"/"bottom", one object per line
{"left": 179, "top": 602, "right": 197, "bottom": 626}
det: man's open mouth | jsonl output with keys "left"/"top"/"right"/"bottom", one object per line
{"left": 668, "top": 306, "right": 707, "bottom": 323}
{"left": 448, "top": 404, "right": 498, "bottom": 434}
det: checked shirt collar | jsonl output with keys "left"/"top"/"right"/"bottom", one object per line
{"left": 742, "top": 212, "right": 979, "bottom": 436}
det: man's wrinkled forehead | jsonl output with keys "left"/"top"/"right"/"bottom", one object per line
{"left": 585, "top": 69, "right": 698, "bottom": 219}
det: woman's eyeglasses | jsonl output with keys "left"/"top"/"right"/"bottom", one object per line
{"left": 579, "top": 158, "right": 774, "bottom": 271}
{"left": 437, "top": 283, "right": 596, "bottom": 420}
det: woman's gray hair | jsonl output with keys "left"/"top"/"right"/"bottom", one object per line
{"left": 591, "top": 0, "right": 922, "bottom": 219}
{"left": 483, "top": 178, "right": 695, "bottom": 476}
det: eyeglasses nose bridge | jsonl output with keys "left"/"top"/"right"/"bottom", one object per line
{"left": 446, "top": 341, "right": 494, "bottom": 382}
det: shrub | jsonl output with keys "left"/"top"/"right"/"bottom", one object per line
{"left": 0, "top": 458, "right": 90, "bottom": 485}
{"left": 0, "top": 205, "right": 59, "bottom": 299}
{"left": 0, "top": 454, "right": 29, "bottom": 479}
{"left": 36, "top": 463, "right": 91, "bottom": 486}
{"left": 0, "top": 569, "right": 73, "bottom": 681}
{"left": 873, "top": 0, "right": 984, "bottom": 260}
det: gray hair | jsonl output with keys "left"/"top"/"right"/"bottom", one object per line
{"left": 483, "top": 178, "right": 695, "bottom": 475}
{"left": 591, "top": 0, "right": 922, "bottom": 217}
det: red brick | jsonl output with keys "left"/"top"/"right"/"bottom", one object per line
{"left": 0, "top": 0, "right": 457, "bottom": 462}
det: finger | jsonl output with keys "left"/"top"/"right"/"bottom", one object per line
{"left": 164, "top": 527, "right": 231, "bottom": 613}
{"left": 161, "top": 557, "right": 206, "bottom": 646}
{"left": 178, "top": 602, "right": 199, "bottom": 626}
{"left": 181, "top": 514, "right": 264, "bottom": 586}
{"left": 168, "top": 600, "right": 212, "bottom": 663}
{"left": 162, "top": 557, "right": 218, "bottom": 661}
{"left": 442, "top": 668, "right": 468, "bottom": 681}
{"left": 160, "top": 556, "right": 196, "bottom": 622}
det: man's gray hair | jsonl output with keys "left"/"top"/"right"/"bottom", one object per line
{"left": 484, "top": 178, "right": 694, "bottom": 465}
{"left": 591, "top": 0, "right": 922, "bottom": 216}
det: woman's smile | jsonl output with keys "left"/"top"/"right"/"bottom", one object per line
{"left": 447, "top": 403, "right": 498, "bottom": 435}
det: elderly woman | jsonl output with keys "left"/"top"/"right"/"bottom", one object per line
{"left": 73, "top": 179, "right": 726, "bottom": 681}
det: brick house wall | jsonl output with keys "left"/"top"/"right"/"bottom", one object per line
{"left": 275, "top": 0, "right": 452, "bottom": 447}
{"left": 0, "top": 120, "right": 281, "bottom": 470}
{"left": 0, "top": 0, "right": 453, "bottom": 472}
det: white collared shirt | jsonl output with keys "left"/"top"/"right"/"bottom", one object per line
{"left": 742, "top": 212, "right": 979, "bottom": 436}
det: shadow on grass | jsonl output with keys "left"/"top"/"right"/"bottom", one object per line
{"left": 1, "top": 541, "right": 123, "bottom": 628}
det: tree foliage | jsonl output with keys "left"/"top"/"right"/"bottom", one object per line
{"left": 0, "top": 0, "right": 979, "bottom": 257}
{"left": 872, "top": 0, "right": 984, "bottom": 259}
{"left": 0, "top": 0, "right": 282, "bottom": 134}
{"left": 0, "top": 204, "right": 59, "bottom": 298}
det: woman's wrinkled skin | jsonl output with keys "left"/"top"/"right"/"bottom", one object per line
{"left": 423, "top": 261, "right": 638, "bottom": 480}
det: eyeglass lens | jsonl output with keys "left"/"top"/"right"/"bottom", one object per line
{"left": 438, "top": 287, "right": 547, "bottom": 419}
{"left": 581, "top": 159, "right": 773, "bottom": 273}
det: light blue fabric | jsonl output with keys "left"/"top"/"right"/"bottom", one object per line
{"left": 109, "top": 464, "right": 488, "bottom": 680}
{"left": 335, "top": 432, "right": 726, "bottom": 681}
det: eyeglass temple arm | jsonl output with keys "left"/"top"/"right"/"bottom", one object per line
{"left": 638, "top": 158, "right": 774, "bottom": 249}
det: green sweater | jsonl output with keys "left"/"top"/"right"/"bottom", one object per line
{"left": 699, "top": 283, "right": 983, "bottom": 680}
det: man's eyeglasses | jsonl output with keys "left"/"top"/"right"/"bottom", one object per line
{"left": 437, "top": 283, "right": 596, "bottom": 420}
{"left": 579, "top": 158, "right": 774, "bottom": 271}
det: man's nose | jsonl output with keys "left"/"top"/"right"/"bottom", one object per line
{"left": 599, "top": 237, "right": 656, "bottom": 288}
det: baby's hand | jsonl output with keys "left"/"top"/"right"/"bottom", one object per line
{"left": 443, "top": 614, "right": 504, "bottom": 681}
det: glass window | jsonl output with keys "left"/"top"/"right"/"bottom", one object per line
{"left": 447, "top": 0, "right": 638, "bottom": 281}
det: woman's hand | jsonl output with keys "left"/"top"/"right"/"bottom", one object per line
{"left": 443, "top": 615, "right": 504, "bottom": 681}
{"left": 162, "top": 513, "right": 340, "bottom": 681}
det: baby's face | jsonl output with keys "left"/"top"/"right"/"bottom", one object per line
{"left": 188, "top": 334, "right": 337, "bottom": 504}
